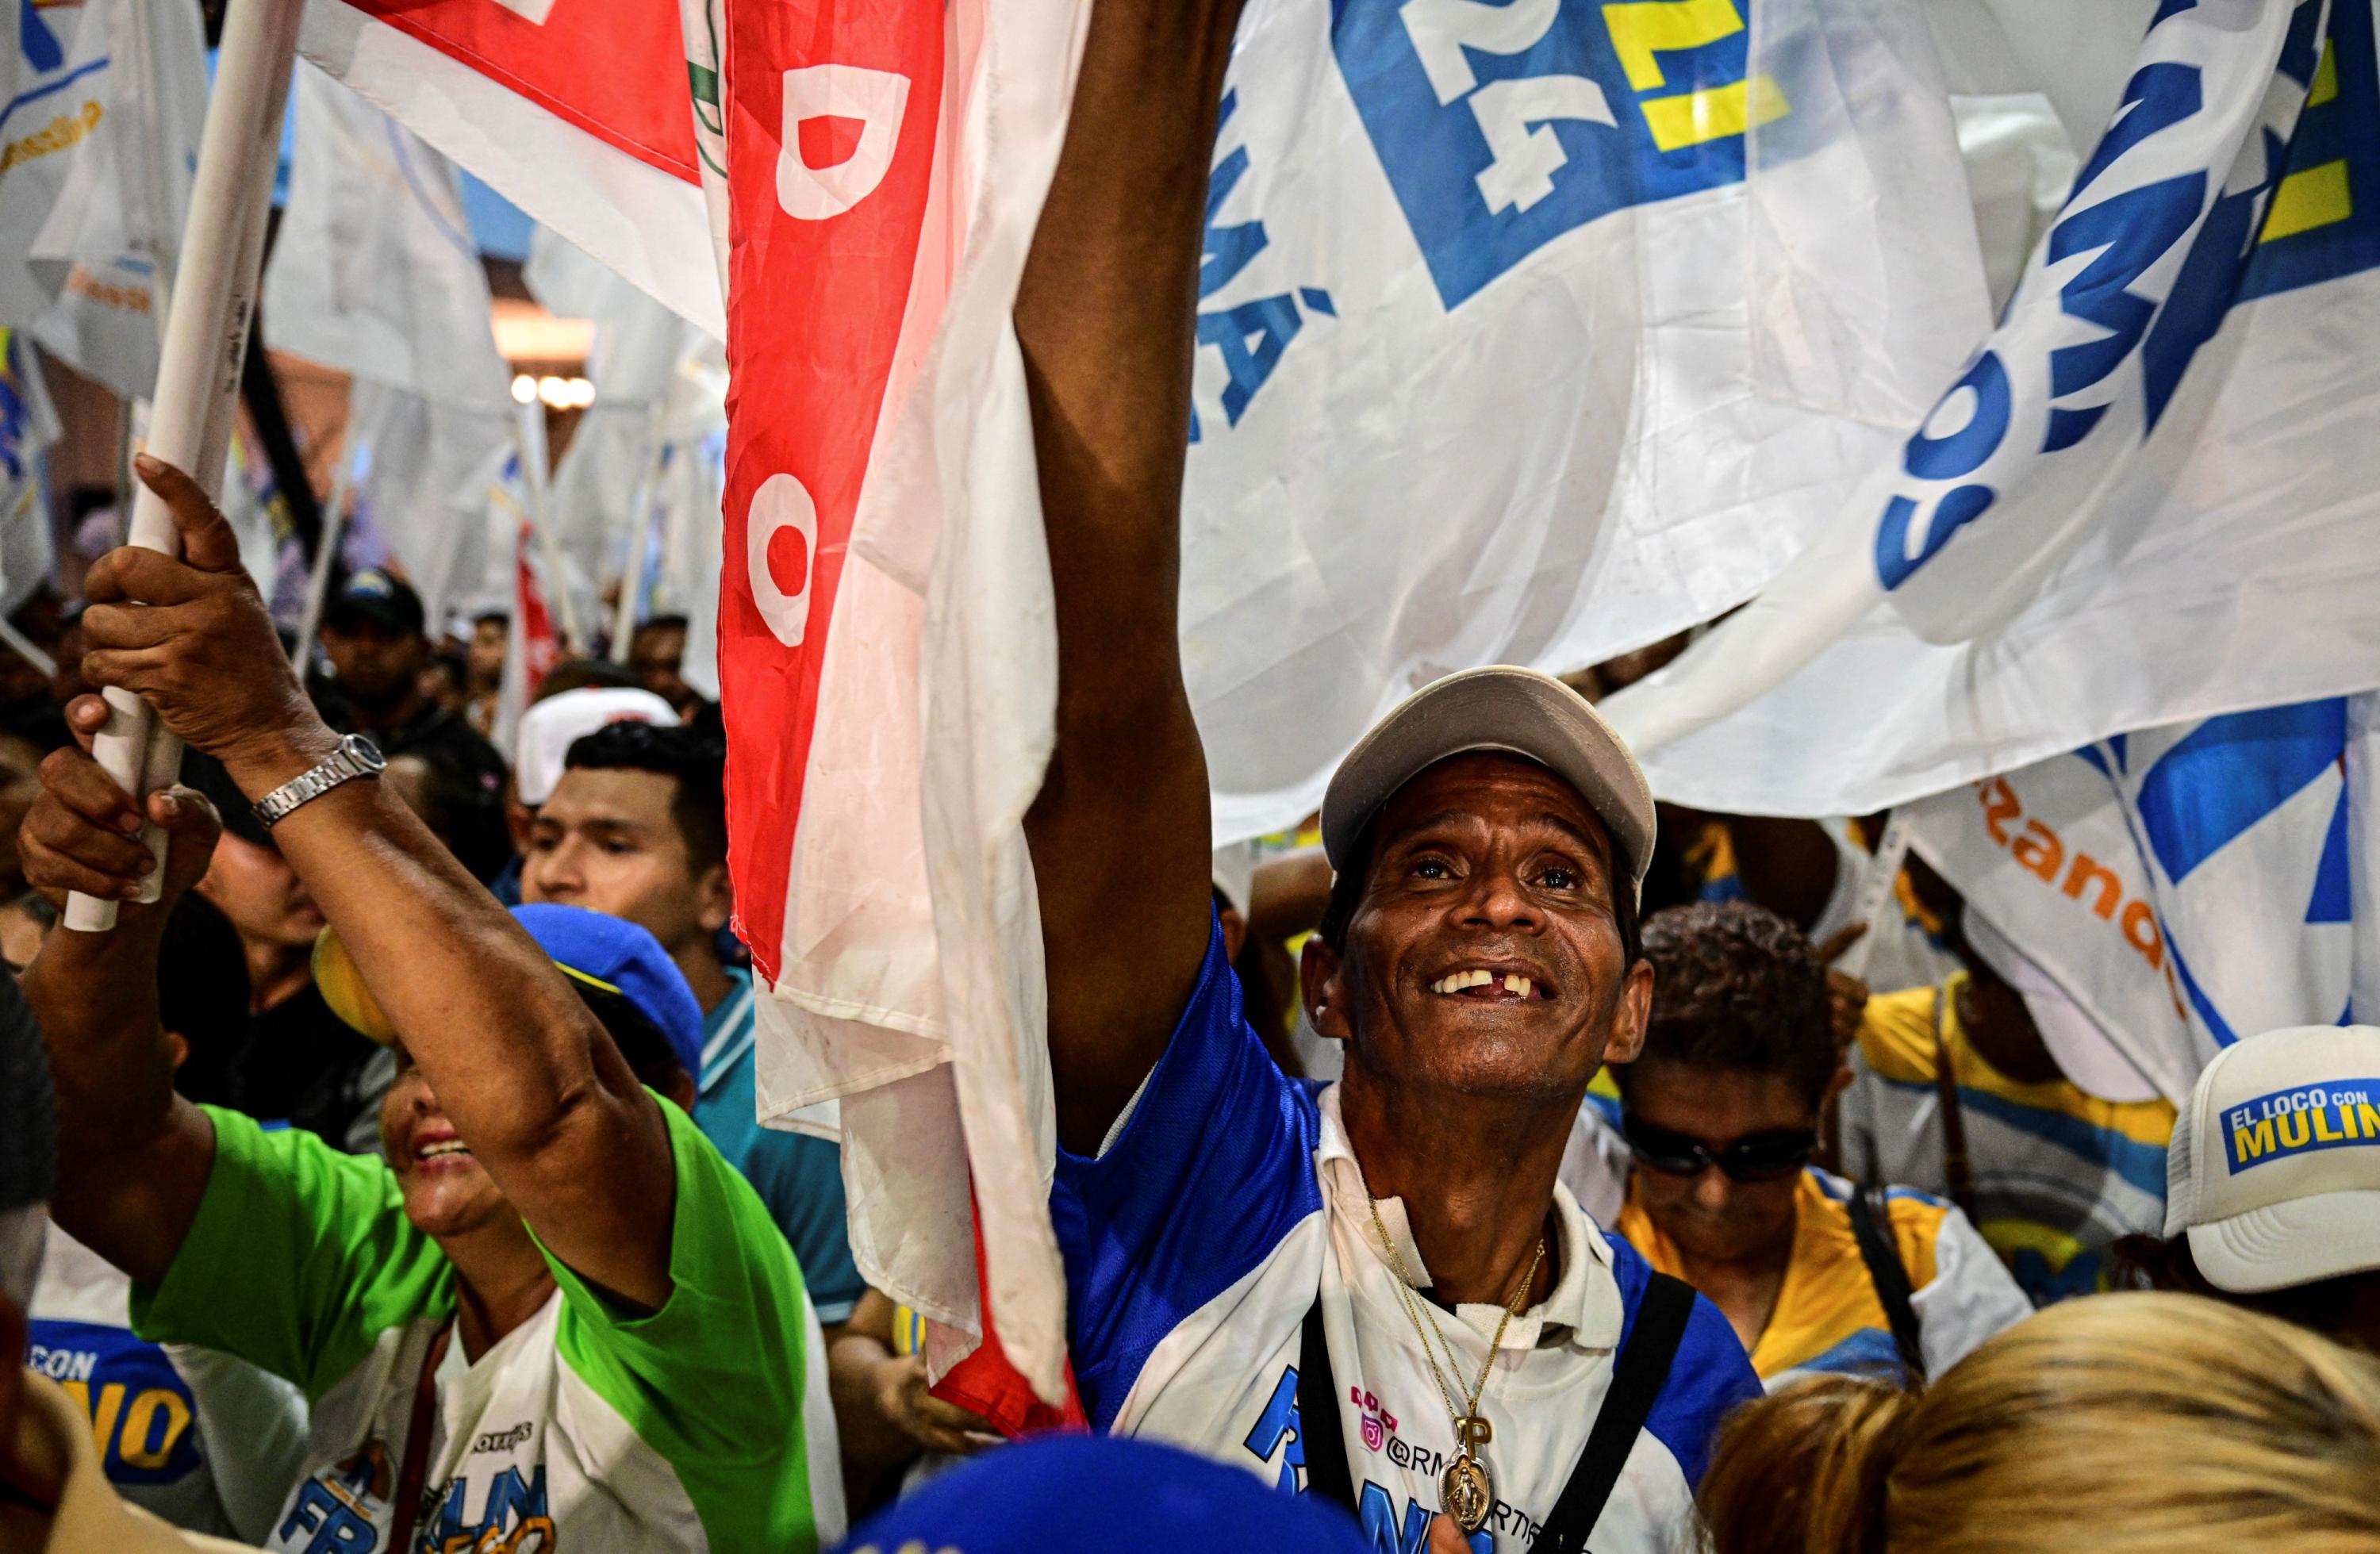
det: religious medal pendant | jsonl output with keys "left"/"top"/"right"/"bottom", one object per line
{"left": 1443, "top": 1416, "right": 1494, "bottom": 1534}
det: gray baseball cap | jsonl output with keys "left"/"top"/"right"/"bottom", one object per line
{"left": 1319, "top": 666, "right": 1656, "bottom": 900}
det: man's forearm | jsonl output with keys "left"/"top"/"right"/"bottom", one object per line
{"left": 219, "top": 723, "right": 675, "bottom": 1303}
{"left": 828, "top": 1333, "right": 918, "bottom": 1492}
{"left": 227, "top": 723, "right": 611, "bottom": 1141}
{"left": 1018, "top": 0, "right": 1253, "bottom": 1152}
{"left": 1014, "top": 0, "right": 1245, "bottom": 533}
{"left": 26, "top": 913, "right": 179, "bottom": 1174}
{"left": 24, "top": 915, "right": 213, "bottom": 1285}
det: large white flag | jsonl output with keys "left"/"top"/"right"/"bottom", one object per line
{"left": 1603, "top": 0, "right": 2380, "bottom": 816}
{"left": 1, "top": 0, "right": 110, "bottom": 325}
{"left": 266, "top": 63, "right": 511, "bottom": 412}
{"left": 25, "top": 0, "right": 205, "bottom": 400}
{"left": 267, "top": 62, "right": 516, "bottom": 629}
{"left": 1906, "top": 696, "right": 2367, "bottom": 1104}
{"left": 298, "top": 0, "right": 720, "bottom": 337}
{"left": 1185, "top": 0, "right": 1990, "bottom": 840}
{"left": 525, "top": 224, "right": 711, "bottom": 644}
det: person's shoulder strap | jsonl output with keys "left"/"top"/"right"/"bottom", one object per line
{"left": 1297, "top": 1294, "right": 1357, "bottom": 1508}
{"left": 1930, "top": 986, "right": 1980, "bottom": 1220}
{"left": 1846, "top": 1185, "right": 1928, "bottom": 1383}
{"left": 1536, "top": 1272, "right": 1698, "bottom": 1554}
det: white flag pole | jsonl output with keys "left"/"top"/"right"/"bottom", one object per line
{"left": 290, "top": 442, "right": 358, "bottom": 672}
{"left": 68, "top": 0, "right": 304, "bottom": 935}
{"left": 1834, "top": 812, "right": 1912, "bottom": 984}
{"left": 512, "top": 397, "right": 586, "bottom": 656}
{"left": 607, "top": 430, "right": 664, "bottom": 662}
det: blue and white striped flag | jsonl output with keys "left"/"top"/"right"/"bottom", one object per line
{"left": 1610, "top": 0, "right": 2380, "bottom": 818}
{"left": 1909, "top": 693, "right": 2374, "bottom": 1101}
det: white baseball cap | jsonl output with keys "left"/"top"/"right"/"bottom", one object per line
{"left": 1319, "top": 666, "right": 1655, "bottom": 900}
{"left": 2164, "top": 1024, "right": 2380, "bottom": 1294}
{"left": 514, "top": 687, "right": 680, "bottom": 806}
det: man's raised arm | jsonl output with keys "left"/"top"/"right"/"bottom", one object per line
{"left": 1017, "top": 0, "right": 1246, "bottom": 1153}
{"left": 55, "top": 457, "right": 681, "bottom": 1311}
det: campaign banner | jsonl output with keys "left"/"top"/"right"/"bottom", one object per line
{"left": 1906, "top": 696, "right": 2359, "bottom": 1102}
{"left": 725, "top": 0, "right": 1089, "bottom": 1411}
{"left": 2, "top": 0, "right": 111, "bottom": 326}
{"left": 0, "top": 328, "right": 58, "bottom": 608}
{"left": 25, "top": 0, "right": 205, "bottom": 401}
{"left": 1606, "top": 0, "right": 2380, "bottom": 818}
{"left": 1182, "top": 0, "right": 1987, "bottom": 840}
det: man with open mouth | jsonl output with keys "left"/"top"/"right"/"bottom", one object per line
{"left": 1016, "top": 4, "right": 1763, "bottom": 1548}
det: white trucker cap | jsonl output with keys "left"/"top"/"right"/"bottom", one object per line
{"left": 514, "top": 687, "right": 681, "bottom": 806}
{"left": 2164, "top": 1023, "right": 2380, "bottom": 1294}
{"left": 1319, "top": 666, "right": 1655, "bottom": 900}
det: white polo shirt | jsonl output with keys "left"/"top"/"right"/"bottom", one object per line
{"left": 1053, "top": 926, "right": 1762, "bottom": 1552}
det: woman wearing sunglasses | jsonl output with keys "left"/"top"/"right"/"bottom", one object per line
{"left": 1566, "top": 902, "right": 2032, "bottom": 1389}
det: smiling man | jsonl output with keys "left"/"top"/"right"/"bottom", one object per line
{"left": 1018, "top": 7, "right": 1759, "bottom": 1549}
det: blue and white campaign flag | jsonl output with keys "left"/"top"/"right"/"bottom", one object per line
{"left": 1179, "top": 0, "right": 1991, "bottom": 840}
{"left": 0, "top": 326, "right": 59, "bottom": 610}
{"left": 1608, "top": 0, "right": 2380, "bottom": 818}
{"left": 25, "top": 0, "right": 205, "bottom": 401}
{"left": 1906, "top": 695, "right": 2367, "bottom": 1102}
{"left": 1, "top": 0, "right": 112, "bottom": 325}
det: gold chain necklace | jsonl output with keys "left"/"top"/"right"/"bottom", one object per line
{"left": 1366, "top": 1191, "right": 1547, "bottom": 1536}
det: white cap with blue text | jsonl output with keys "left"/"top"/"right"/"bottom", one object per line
{"left": 2165, "top": 1024, "right": 2380, "bottom": 1294}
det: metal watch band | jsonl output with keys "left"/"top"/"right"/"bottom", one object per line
{"left": 251, "top": 734, "right": 386, "bottom": 828}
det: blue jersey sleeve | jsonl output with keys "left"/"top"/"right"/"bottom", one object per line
{"left": 1605, "top": 1233, "right": 1764, "bottom": 1488}
{"left": 1051, "top": 916, "right": 1322, "bottom": 1429}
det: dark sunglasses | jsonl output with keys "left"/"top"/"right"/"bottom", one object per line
{"left": 1621, "top": 1115, "right": 1817, "bottom": 1184}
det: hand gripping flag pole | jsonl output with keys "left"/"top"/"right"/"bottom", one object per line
{"left": 66, "top": 0, "right": 305, "bottom": 934}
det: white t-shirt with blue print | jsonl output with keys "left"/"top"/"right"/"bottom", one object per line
{"left": 1052, "top": 927, "right": 1762, "bottom": 1553}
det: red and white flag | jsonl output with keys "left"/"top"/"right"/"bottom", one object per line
{"left": 298, "top": 0, "right": 722, "bottom": 336}
{"left": 720, "top": 0, "right": 1091, "bottom": 1420}
{"left": 301, "top": 0, "right": 1091, "bottom": 1408}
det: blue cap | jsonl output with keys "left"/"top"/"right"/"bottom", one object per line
{"left": 833, "top": 1435, "right": 1372, "bottom": 1554}
{"left": 509, "top": 905, "right": 704, "bottom": 1080}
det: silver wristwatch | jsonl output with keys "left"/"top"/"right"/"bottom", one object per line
{"left": 251, "top": 734, "right": 386, "bottom": 829}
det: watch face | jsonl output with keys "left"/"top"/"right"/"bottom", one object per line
{"left": 347, "top": 735, "right": 388, "bottom": 773}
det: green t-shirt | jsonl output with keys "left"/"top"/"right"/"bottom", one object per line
{"left": 133, "top": 1102, "right": 830, "bottom": 1552}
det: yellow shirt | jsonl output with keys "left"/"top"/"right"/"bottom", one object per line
{"left": 1844, "top": 975, "right": 2176, "bottom": 1303}
{"left": 1619, "top": 1171, "right": 1938, "bottom": 1383}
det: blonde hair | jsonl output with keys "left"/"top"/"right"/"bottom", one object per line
{"left": 1701, "top": 1293, "right": 2380, "bottom": 1554}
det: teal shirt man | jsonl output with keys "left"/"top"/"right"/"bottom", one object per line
{"left": 697, "top": 969, "right": 865, "bottom": 1323}
{"left": 519, "top": 718, "right": 866, "bottom": 1325}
